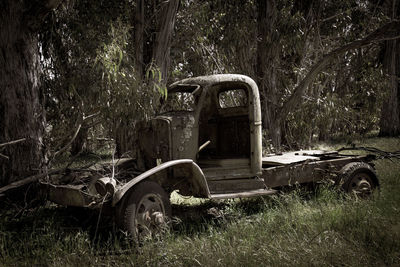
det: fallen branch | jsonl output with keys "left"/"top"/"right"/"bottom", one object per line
{"left": 0, "top": 138, "right": 26, "bottom": 148}
{"left": 0, "top": 153, "right": 106, "bottom": 196}
{"left": 83, "top": 111, "right": 100, "bottom": 121}
{"left": 0, "top": 168, "right": 64, "bottom": 195}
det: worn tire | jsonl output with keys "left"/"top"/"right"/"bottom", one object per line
{"left": 118, "top": 181, "right": 171, "bottom": 242}
{"left": 339, "top": 162, "right": 379, "bottom": 197}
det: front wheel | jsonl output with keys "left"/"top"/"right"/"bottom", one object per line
{"left": 119, "top": 181, "right": 171, "bottom": 242}
{"left": 339, "top": 162, "right": 379, "bottom": 197}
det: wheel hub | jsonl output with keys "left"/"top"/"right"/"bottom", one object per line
{"left": 153, "top": 211, "right": 165, "bottom": 224}
{"left": 350, "top": 174, "right": 372, "bottom": 196}
{"left": 136, "top": 193, "right": 167, "bottom": 238}
{"left": 356, "top": 179, "right": 371, "bottom": 192}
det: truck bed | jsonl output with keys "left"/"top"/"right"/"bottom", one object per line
{"left": 262, "top": 150, "right": 339, "bottom": 166}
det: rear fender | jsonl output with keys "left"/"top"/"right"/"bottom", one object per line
{"left": 112, "top": 159, "right": 210, "bottom": 206}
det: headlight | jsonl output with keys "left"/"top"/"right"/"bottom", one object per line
{"left": 95, "top": 177, "right": 117, "bottom": 196}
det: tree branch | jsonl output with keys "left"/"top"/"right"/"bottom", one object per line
{"left": 83, "top": 111, "right": 100, "bottom": 121}
{"left": 279, "top": 20, "right": 400, "bottom": 121}
{"left": 0, "top": 138, "right": 26, "bottom": 148}
{"left": 0, "top": 153, "right": 9, "bottom": 160}
{"left": 53, "top": 123, "right": 82, "bottom": 158}
{"left": 50, "top": 112, "right": 101, "bottom": 161}
{"left": 321, "top": 7, "right": 360, "bottom": 23}
{"left": 0, "top": 168, "right": 64, "bottom": 195}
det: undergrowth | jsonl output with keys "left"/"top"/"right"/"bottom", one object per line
{"left": 0, "top": 138, "right": 399, "bottom": 266}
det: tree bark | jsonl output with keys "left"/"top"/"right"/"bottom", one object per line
{"left": 152, "top": 0, "right": 180, "bottom": 83}
{"left": 117, "top": 0, "right": 179, "bottom": 156}
{"left": 134, "top": 0, "right": 145, "bottom": 78}
{"left": 256, "top": 0, "right": 282, "bottom": 151}
{"left": 0, "top": 0, "right": 61, "bottom": 186}
{"left": 379, "top": 39, "right": 400, "bottom": 136}
{"left": 133, "top": 0, "right": 179, "bottom": 82}
{"left": 70, "top": 126, "right": 88, "bottom": 156}
{"left": 379, "top": 0, "right": 400, "bottom": 136}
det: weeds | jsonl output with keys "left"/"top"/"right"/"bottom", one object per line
{"left": 0, "top": 138, "right": 399, "bottom": 266}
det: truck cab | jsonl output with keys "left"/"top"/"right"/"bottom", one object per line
{"left": 135, "top": 75, "right": 262, "bottom": 174}
{"left": 131, "top": 74, "right": 266, "bottom": 197}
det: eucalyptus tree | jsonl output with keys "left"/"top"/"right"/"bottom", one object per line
{"left": 114, "top": 0, "right": 180, "bottom": 155}
{"left": 40, "top": 0, "right": 131, "bottom": 157}
{"left": 173, "top": 0, "right": 399, "bottom": 150}
{"left": 134, "top": 0, "right": 179, "bottom": 83}
{"left": 39, "top": 0, "right": 181, "bottom": 157}
{"left": 256, "top": 0, "right": 400, "bottom": 149}
{"left": 0, "top": 0, "right": 62, "bottom": 185}
{"left": 379, "top": 0, "right": 400, "bottom": 136}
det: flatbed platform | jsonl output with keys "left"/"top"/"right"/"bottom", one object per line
{"left": 262, "top": 150, "right": 339, "bottom": 166}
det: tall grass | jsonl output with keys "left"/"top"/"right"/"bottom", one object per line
{"left": 0, "top": 138, "right": 399, "bottom": 266}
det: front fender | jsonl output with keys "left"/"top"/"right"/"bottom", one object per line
{"left": 111, "top": 159, "right": 210, "bottom": 206}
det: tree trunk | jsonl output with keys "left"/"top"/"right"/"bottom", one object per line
{"left": 115, "top": 121, "right": 129, "bottom": 158}
{"left": 379, "top": 0, "right": 400, "bottom": 136}
{"left": 0, "top": 0, "right": 62, "bottom": 185}
{"left": 133, "top": 0, "right": 179, "bottom": 82}
{"left": 70, "top": 127, "right": 88, "bottom": 156}
{"left": 134, "top": 0, "right": 145, "bottom": 77}
{"left": 0, "top": 1, "right": 45, "bottom": 185}
{"left": 379, "top": 39, "right": 400, "bottom": 136}
{"left": 117, "top": 0, "right": 179, "bottom": 156}
{"left": 256, "top": 0, "right": 282, "bottom": 151}
{"left": 152, "top": 0, "right": 180, "bottom": 83}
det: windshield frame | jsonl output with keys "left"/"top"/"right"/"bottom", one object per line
{"left": 159, "top": 84, "right": 201, "bottom": 114}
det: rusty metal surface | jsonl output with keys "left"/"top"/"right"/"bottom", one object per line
{"left": 169, "top": 74, "right": 262, "bottom": 176}
{"left": 169, "top": 74, "right": 258, "bottom": 91}
{"left": 262, "top": 155, "right": 371, "bottom": 188}
{"left": 263, "top": 150, "right": 340, "bottom": 166}
{"left": 42, "top": 183, "right": 100, "bottom": 207}
{"left": 208, "top": 177, "right": 265, "bottom": 194}
{"left": 112, "top": 159, "right": 210, "bottom": 206}
{"left": 210, "top": 188, "right": 277, "bottom": 199}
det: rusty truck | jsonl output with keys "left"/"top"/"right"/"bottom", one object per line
{"left": 41, "top": 74, "right": 379, "bottom": 240}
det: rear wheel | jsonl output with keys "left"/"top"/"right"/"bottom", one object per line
{"left": 339, "top": 162, "right": 379, "bottom": 197}
{"left": 118, "top": 181, "right": 171, "bottom": 242}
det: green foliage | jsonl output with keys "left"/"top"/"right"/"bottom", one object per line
{"left": 172, "top": 0, "right": 392, "bottom": 149}
{"left": 279, "top": 0, "right": 389, "bottom": 147}
{"left": 40, "top": 0, "right": 132, "bottom": 154}
{"left": 172, "top": 0, "right": 257, "bottom": 78}
{"left": 146, "top": 63, "right": 168, "bottom": 99}
{"left": 284, "top": 45, "right": 388, "bottom": 148}
{"left": 40, "top": 0, "right": 169, "bottom": 157}
{"left": 95, "top": 19, "right": 158, "bottom": 123}
{"left": 1, "top": 138, "right": 399, "bottom": 266}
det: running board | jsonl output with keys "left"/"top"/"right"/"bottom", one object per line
{"left": 210, "top": 189, "right": 278, "bottom": 199}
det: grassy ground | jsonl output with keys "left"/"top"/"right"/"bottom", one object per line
{"left": 0, "top": 137, "right": 399, "bottom": 266}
